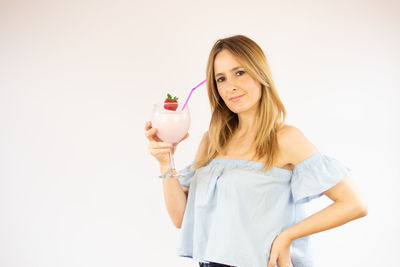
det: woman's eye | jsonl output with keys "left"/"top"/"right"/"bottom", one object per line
{"left": 216, "top": 71, "right": 244, "bottom": 83}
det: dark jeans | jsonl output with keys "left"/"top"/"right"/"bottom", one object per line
{"left": 198, "top": 262, "right": 236, "bottom": 267}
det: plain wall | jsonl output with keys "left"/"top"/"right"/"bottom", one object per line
{"left": 0, "top": 0, "right": 399, "bottom": 266}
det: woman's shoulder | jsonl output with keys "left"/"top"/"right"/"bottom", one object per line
{"left": 199, "top": 131, "right": 209, "bottom": 148}
{"left": 277, "top": 124, "right": 302, "bottom": 140}
{"left": 194, "top": 131, "right": 210, "bottom": 162}
{"left": 277, "top": 124, "right": 319, "bottom": 166}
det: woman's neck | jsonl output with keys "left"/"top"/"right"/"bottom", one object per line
{"left": 236, "top": 110, "right": 257, "bottom": 137}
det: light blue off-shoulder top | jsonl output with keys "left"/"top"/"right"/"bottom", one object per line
{"left": 176, "top": 151, "right": 351, "bottom": 267}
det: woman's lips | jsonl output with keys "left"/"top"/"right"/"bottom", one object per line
{"left": 230, "top": 94, "right": 245, "bottom": 102}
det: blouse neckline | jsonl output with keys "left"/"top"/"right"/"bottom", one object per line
{"left": 210, "top": 157, "right": 294, "bottom": 176}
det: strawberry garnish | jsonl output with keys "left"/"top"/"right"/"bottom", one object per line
{"left": 164, "top": 93, "right": 179, "bottom": 111}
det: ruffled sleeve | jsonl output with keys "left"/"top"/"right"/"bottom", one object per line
{"left": 291, "top": 151, "right": 351, "bottom": 204}
{"left": 178, "top": 161, "right": 196, "bottom": 187}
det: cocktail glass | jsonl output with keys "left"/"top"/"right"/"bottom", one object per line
{"left": 151, "top": 102, "right": 190, "bottom": 178}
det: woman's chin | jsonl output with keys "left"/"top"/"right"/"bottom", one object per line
{"left": 229, "top": 104, "right": 248, "bottom": 114}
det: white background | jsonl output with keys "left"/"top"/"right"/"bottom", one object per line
{"left": 0, "top": 0, "right": 399, "bottom": 266}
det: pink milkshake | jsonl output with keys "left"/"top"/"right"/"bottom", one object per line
{"left": 151, "top": 103, "right": 190, "bottom": 143}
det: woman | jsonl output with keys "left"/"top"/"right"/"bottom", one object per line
{"left": 145, "top": 35, "right": 368, "bottom": 267}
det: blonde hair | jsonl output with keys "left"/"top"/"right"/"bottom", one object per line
{"left": 194, "top": 35, "right": 287, "bottom": 172}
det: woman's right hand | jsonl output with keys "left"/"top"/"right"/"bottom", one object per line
{"left": 145, "top": 121, "right": 189, "bottom": 166}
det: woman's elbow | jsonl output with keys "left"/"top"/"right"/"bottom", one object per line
{"left": 174, "top": 220, "right": 182, "bottom": 229}
{"left": 173, "top": 215, "right": 184, "bottom": 229}
{"left": 358, "top": 201, "right": 368, "bottom": 217}
{"left": 353, "top": 197, "right": 368, "bottom": 218}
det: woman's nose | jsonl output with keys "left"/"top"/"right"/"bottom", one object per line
{"left": 225, "top": 79, "right": 237, "bottom": 91}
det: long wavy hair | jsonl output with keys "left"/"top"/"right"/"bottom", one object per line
{"left": 193, "top": 35, "right": 287, "bottom": 172}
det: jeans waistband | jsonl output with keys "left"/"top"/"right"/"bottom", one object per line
{"left": 199, "top": 261, "right": 235, "bottom": 267}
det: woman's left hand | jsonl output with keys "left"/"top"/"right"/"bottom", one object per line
{"left": 267, "top": 232, "right": 293, "bottom": 267}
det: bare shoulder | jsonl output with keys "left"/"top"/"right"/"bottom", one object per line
{"left": 277, "top": 124, "right": 319, "bottom": 166}
{"left": 181, "top": 131, "right": 209, "bottom": 193}
{"left": 194, "top": 130, "right": 209, "bottom": 162}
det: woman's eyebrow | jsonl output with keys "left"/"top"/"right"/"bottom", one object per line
{"left": 215, "top": 66, "right": 242, "bottom": 77}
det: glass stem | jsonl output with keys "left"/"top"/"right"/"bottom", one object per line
{"left": 168, "top": 144, "right": 176, "bottom": 171}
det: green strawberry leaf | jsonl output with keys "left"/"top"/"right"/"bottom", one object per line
{"left": 166, "top": 93, "right": 178, "bottom": 102}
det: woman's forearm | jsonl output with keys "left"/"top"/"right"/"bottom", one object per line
{"left": 282, "top": 200, "right": 368, "bottom": 241}
{"left": 160, "top": 164, "right": 187, "bottom": 228}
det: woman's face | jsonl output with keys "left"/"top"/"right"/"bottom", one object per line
{"left": 214, "top": 49, "right": 262, "bottom": 114}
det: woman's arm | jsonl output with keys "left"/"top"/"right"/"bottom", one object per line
{"left": 281, "top": 126, "right": 368, "bottom": 241}
{"left": 268, "top": 126, "right": 368, "bottom": 267}
{"left": 162, "top": 131, "right": 209, "bottom": 228}
{"left": 282, "top": 176, "right": 368, "bottom": 241}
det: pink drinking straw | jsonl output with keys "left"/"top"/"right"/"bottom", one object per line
{"left": 181, "top": 78, "right": 208, "bottom": 111}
